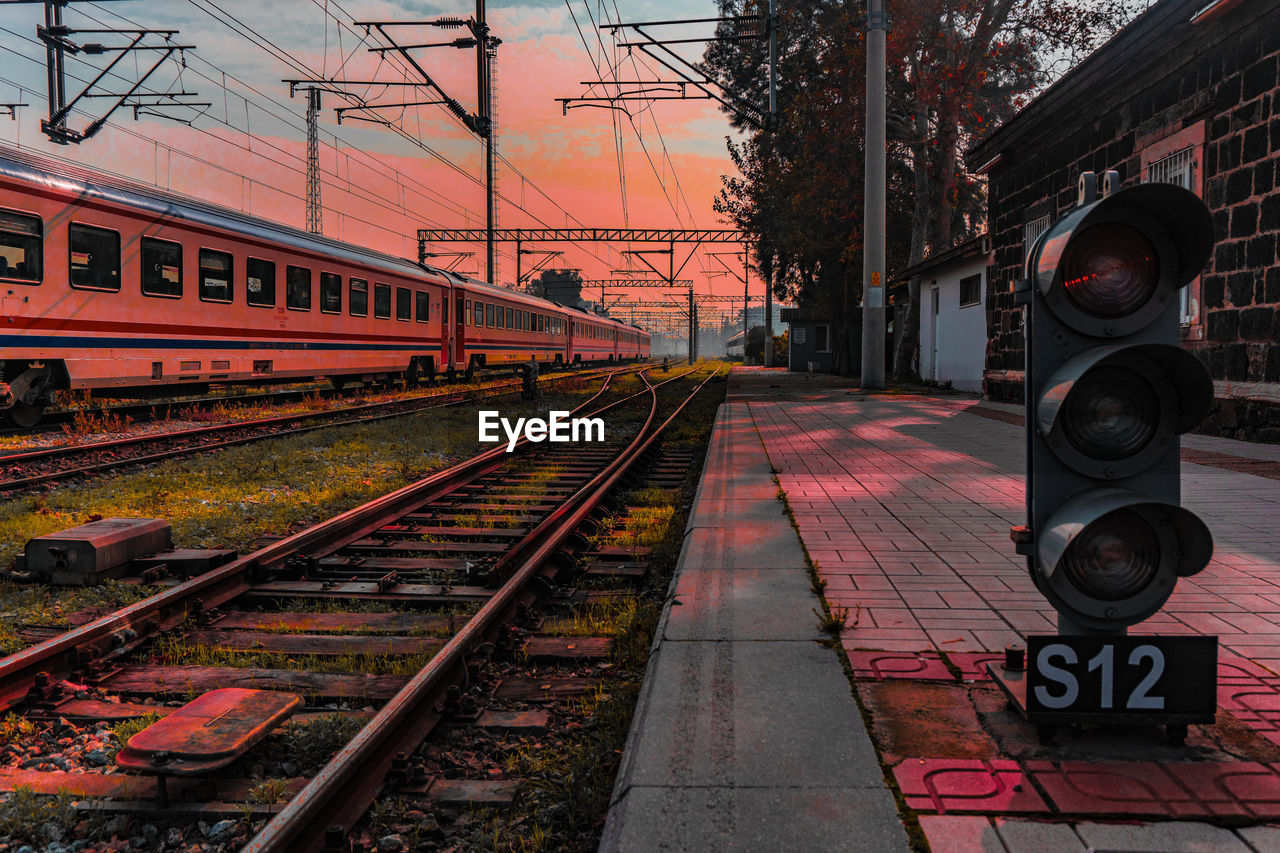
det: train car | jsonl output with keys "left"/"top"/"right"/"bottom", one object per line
{"left": 455, "top": 280, "right": 569, "bottom": 371}
{"left": 0, "top": 146, "right": 448, "bottom": 425}
{"left": 0, "top": 145, "right": 651, "bottom": 425}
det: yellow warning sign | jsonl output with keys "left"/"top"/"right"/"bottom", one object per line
{"left": 872, "top": 272, "right": 881, "bottom": 288}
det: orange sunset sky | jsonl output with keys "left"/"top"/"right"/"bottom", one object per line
{"left": 0, "top": 0, "right": 766, "bottom": 327}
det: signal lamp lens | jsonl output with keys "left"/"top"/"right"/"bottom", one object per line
{"left": 1061, "top": 509, "right": 1159, "bottom": 601}
{"left": 1060, "top": 366, "right": 1159, "bottom": 461}
{"left": 1060, "top": 223, "right": 1159, "bottom": 317}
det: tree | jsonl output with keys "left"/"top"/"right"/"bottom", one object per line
{"left": 530, "top": 269, "right": 584, "bottom": 306}
{"left": 887, "top": 0, "right": 1146, "bottom": 382}
{"left": 703, "top": 0, "right": 1145, "bottom": 380}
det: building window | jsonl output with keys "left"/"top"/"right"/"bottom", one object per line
{"left": 1023, "top": 214, "right": 1052, "bottom": 264}
{"left": 1146, "top": 145, "right": 1198, "bottom": 324}
{"left": 141, "top": 237, "right": 182, "bottom": 298}
{"left": 286, "top": 265, "right": 311, "bottom": 310}
{"left": 1138, "top": 120, "right": 1206, "bottom": 334}
{"left": 320, "top": 272, "right": 342, "bottom": 313}
{"left": 959, "top": 274, "right": 982, "bottom": 308}
{"left": 814, "top": 324, "right": 830, "bottom": 353}
{"left": 69, "top": 223, "right": 120, "bottom": 291}
{"left": 0, "top": 209, "right": 41, "bottom": 283}
{"left": 373, "top": 282, "right": 391, "bottom": 319}
{"left": 350, "top": 278, "right": 368, "bottom": 317}
{"left": 396, "top": 286, "right": 411, "bottom": 321}
{"left": 247, "top": 257, "right": 276, "bottom": 307}
{"left": 198, "top": 249, "right": 233, "bottom": 302}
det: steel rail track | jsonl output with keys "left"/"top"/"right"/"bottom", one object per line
{"left": 0, "top": 365, "right": 646, "bottom": 493}
{"left": 0, "top": 361, "right": 628, "bottom": 436}
{"left": 243, "top": 364, "right": 723, "bottom": 852}
{"left": 0, "top": 365, "right": 698, "bottom": 712}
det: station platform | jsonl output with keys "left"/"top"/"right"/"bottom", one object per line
{"left": 602, "top": 366, "right": 1280, "bottom": 853}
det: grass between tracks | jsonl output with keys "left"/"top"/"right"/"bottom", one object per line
{"left": 0, "top": 376, "right": 607, "bottom": 654}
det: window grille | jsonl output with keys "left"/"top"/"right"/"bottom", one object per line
{"left": 1145, "top": 146, "right": 1196, "bottom": 324}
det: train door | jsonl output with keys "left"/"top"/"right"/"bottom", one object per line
{"left": 454, "top": 291, "right": 465, "bottom": 369}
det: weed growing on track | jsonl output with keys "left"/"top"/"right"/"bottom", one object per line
{"left": 149, "top": 634, "right": 437, "bottom": 677}
{"left": 0, "top": 579, "right": 158, "bottom": 655}
{"left": 277, "top": 713, "right": 367, "bottom": 774}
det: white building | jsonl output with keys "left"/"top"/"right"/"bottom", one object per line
{"left": 894, "top": 236, "right": 991, "bottom": 393}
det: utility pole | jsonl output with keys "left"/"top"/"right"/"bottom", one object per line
{"left": 762, "top": 0, "right": 777, "bottom": 364}
{"left": 860, "top": 0, "right": 887, "bottom": 387}
{"left": 305, "top": 87, "right": 322, "bottom": 234}
{"left": 476, "top": 0, "right": 492, "bottom": 282}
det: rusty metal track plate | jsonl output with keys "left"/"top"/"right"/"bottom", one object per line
{"left": 116, "top": 688, "right": 302, "bottom": 775}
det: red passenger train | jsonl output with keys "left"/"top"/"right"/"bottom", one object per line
{"left": 0, "top": 146, "right": 649, "bottom": 425}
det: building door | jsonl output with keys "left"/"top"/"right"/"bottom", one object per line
{"left": 929, "top": 287, "right": 940, "bottom": 381}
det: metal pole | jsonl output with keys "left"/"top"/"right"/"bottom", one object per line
{"left": 515, "top": 238, "right": 521, "bottom": 289}
{"left": 477, "top": 0, "right": 494, "bottom": 284}
{"left": 688, "top": 286, "right": 694, "bottom": 364}
{"left": 743, "top": 252, "right": 749, "bottom": 358}
{"left": 44, "top": 1, "right": 66, "bottom": 142}
{"left": 762, "top": 245, "right": 774, "bottom": 367}
{"left": 860, "top": 0, "right": 887, "bottom": 387}
{"left": 306, "top": 88, "right": 322, "bottom": 234}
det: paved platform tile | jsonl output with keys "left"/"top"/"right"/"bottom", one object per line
{"left": 893, "top": 758, "right": 1048, "bottom": 814}
{"left": 601, "top": 785, "right": 910, "bottom": 852}
{"left": 1026, "top": 760, "right": 1280, "bottom": 819}
{"left": 946, "top": 652, "right": 1005, "bottom": 682}
{"left": 846, "top": 650, "right": 954, "bottom": 681}
{"left": 1074, "top": 820, "right": 1252, "bottom": 853}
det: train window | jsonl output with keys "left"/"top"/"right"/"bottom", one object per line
{"left": 515, "top": 310, "right": 523, "bottom": 331}
{"left": 141, "top": 237, "right": 182, "bottom": 298}
{"left": 441, "top": 296, "right": 448, "bottom": 324}
{"left": 485, "top": 303, "right": 494, "bottom": 327}
{"left": 68, "top": 223, "right": 120, "bottom": 291}
{"left": 374, "top": 282, "right": 391, "bottom": 319}
{"left": 506, "top": 306, "right": 513, "bottom": 329}
{"left": 415, "top": 290, "right": 429, "bottom": 323}
{"left": 350, "top": 278, "right": 368, "bottom": 317}
{"left": 321, "top": 272, "right": 342, "bottom": 314}
{"left": 495, "top": 304, "right": 504, "bottom": 329}
{"left": 286, "top": 265, "right": 311, "bottom": 311}
{"left": 474, "top": 301, "right": 484, "bottom": 326}
{"left": 396, "top": 286, "right": 411, "bottom": 321}
{"left": 198, "top": 249, "right": 233, "bottom": 303}
{"left": 0, "top": 208, "right": 42, "bottom": 283}
{"left": 246, "top": 257, "right": 276, "bottom": 307}
{"left": 465, "top": 299, "right": 471, "bottom": 326}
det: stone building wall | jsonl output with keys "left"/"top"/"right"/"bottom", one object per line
{"left": 972, "top": 1, "right": 1280, "bottom": 440}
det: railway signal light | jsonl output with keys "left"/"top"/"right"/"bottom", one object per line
{"left": 1017, "top": 171, "right": 1215, "bottom": 635}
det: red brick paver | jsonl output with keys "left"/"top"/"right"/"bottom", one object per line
{"left": 893, "top": 758, "right": 1048, "bottom": 814}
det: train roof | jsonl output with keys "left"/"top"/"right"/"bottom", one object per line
{"left": 0, "top": 145, "right": 441, "bottom": 284}
{"left": 0, "top": 145, "right": 651, "bottom": 335}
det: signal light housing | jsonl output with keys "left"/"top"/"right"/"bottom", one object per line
{"left": 1021, "top": 175, "right": 1215, "bottom": 634}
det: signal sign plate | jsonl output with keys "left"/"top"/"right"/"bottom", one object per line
{"left": 1024, "top": 634, "right": 1217, "bottom": 722}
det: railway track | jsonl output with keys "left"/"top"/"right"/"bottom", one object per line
{"left": 0, "top": 364, "right": 645, "bottom": 494}
{"left": 0, "top": 363, "right": 721, "bottom": 852}
{"left": 0, "top": 362, "right": 625, "bottom": 437}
